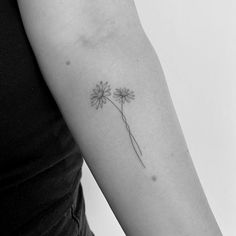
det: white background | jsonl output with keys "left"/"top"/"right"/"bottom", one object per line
{"left": 81, "top": 0, "right": 236, "bottom": 235}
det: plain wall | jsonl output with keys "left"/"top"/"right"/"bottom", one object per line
{"left": 81, "top": 0, "right": 236, "bottom": 235}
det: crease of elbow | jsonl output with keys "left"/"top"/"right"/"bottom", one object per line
{"left": 73, "top": 18, "right": 120, "bottom": 49}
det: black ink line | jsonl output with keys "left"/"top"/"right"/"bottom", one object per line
{"left": 106, "top": 97, "right": 145, "bottom": 168}
{"left": 106, "top": 97, "right": 142, "bottom": 155}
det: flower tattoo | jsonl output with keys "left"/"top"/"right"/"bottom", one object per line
{"left": 90, "top": 81, "right": 145, "bottom": 168}
{"left": 90, "top": 81, "right": 111, "bottom": 109}
{"left": 113, "top": 88, "right": 135, "bottom": 104}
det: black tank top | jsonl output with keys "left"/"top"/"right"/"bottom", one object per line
{"left": 0, "top": 1, "right": 93, "bottom": 235}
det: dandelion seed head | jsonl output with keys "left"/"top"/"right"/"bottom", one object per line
{"left": 113, "top": 87, "right": 135, "bottom": 104}
{"left": 90, "top": 81, "right": 111, "bottom": 109}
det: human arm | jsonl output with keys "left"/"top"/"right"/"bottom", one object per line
{"left": 17, "top": 0, "right": 222, "bottom": 235}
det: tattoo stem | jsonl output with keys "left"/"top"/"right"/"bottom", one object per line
{"left": 106, "top": 97, "right": 145, "bottom": 168}
{"left": 106, "top": 97, "right": 142, "bottom": 155}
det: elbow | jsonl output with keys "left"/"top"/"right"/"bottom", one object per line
{"left": 66, "top": 11, "right": 144, "bottom": 51}
{"left": 74, "top": 17, "right": 120, "bottom": 49}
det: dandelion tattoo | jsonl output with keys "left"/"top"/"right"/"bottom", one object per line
{"left": 90, "top": 81, "right": 146, "bottom": 168}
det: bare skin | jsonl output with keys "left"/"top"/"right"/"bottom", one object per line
{"left": 17, "top": 0, "right": 222, "bottom": 235}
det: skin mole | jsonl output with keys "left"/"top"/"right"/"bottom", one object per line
{"left": 65, "top": 60, "right": 71, "bottom": 66}
{"left": 151, "top": 175, "right": 157, "bottom": 182}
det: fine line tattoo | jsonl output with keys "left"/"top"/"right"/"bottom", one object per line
{"left": 90, "top": 81, "right": 146, "bottom": 168}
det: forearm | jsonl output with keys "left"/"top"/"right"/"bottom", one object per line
{"left": 18, "top": 1, "right": 222, "bottom": 235}
{"left": 36, "top": 36, "right": 221, "bottom": 236}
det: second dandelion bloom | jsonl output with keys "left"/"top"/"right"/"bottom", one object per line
{"left": 113, "top": 88, "right": 135, "bottom": 104}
